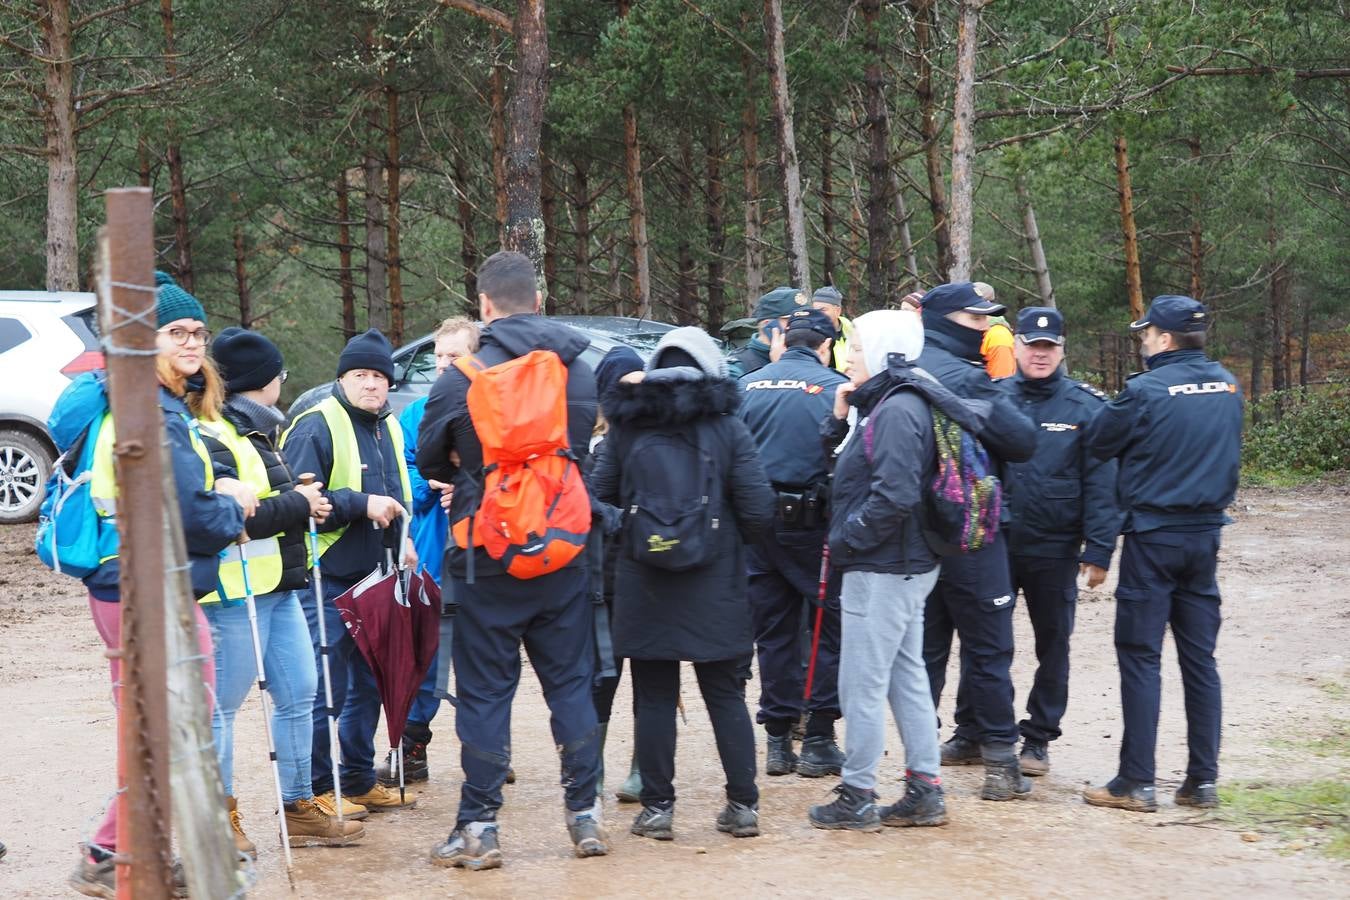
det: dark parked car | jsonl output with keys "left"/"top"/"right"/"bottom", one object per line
{"left": 287, "top": 315, "right": 685, "bottom": 421}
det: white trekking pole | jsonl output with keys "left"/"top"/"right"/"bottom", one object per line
{"left": 239, "top": 552, "right": 294, "bottom": 873}
{"left": 299, "top": 473, "right": 343, "bottom": 823}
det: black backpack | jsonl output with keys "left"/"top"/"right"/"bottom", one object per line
{"left": 620, "top": 426, "right": 723, "bottom": 571}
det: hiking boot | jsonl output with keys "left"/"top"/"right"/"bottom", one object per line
{"left": 430, "top": 822, "right": 503, "bottom": 871}
{"left": 285, "top": 797, "right": 367, "bottom": 847}
{"left": 715, "top": 800, "right": 760, "bottom": 838}
{"left": 69, "top": 847, "right": 115, "bottom": 899}
{"left": 1019, "top": 741, "right": 1050, "bottom": 777}
{"left": 939, "top": 734, "right": 982, "bottom": 766}
{"left": 981, "top": 744, "right": 1033, "bottom": 801}
{"left": 376, "top": 739, "right": 429, "bottom": 786}
{"left": 347, "top": 782, "right": 418, "bottom": 811}
{"left": 615, "top": 754, "right": 642, "bottom": 803}
{"left": 630, "top": 804, "right": 675, "bottom": 841}
{"left": 765, "top": 733, "right": 798, "bottom": 776}
{"left": 313, "top": 791, "right": 369, "bottom": 821}
{"left": 880, "top": 773, "right": 948, "bottom": 827}
{"left": 796, "top": 735, "right": 845, "bottom": 778}
{"left": 505, "top": 766, "right": 516, "bottom": 785}
{"left": 808, "top": 783, "right": 881, "bottom": 832}
{"left": 1175, "top": 777, "right": 1219, "bottom": 809}
{"left": 226, "top": 795, "right": 257, "bottom": 859}
{"left": 565, "top": 804, "right": 610, "bottom": 858}
{"left": 1083, "top": 777, "right": 1158, "bottom": 812}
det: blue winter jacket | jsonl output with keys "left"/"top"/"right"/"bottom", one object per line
{"left": 399, "top": 396, "right": 447, "bottom": 587}
{"left": 1086, "top": 349, "right": 1243, "bottom": 533}
{"left": 86, "top": 389, "right": 246, "bottom": 601}
{"left": 999, "top": 370, "right": 1122, "bottom": 568}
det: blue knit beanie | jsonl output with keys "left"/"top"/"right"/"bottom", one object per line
{"left": 337, "top": 328, "right": 396, "bottom": 382}
{"left": 155, "top": 271, "right": 207, "bottom": 327}
{"left": 594, "top": 346, "right": 643, "bottom": 406}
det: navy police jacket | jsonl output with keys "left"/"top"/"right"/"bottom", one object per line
{"left": 736, "top": 346, "right": 847, "bottom": 489}
{"left": 1086, "top": 349, "right": 1243, "bottom": 533}
{"left": 999, "top": 371, "right": 1122, "bottom": 568}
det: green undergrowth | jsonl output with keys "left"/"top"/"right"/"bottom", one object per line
{"left": 1216, "top": 779, "right": 1350, "bottom": 859}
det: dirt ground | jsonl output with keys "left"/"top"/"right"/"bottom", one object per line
{"left": 1, "top": 485, "right": 1347, "bottom": 899}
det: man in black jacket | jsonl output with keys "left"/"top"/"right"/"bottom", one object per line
{"left": 418, "top": 251, "right": 606, "bottom": 869}
{"left": 999, "top": 308, "right": 1122, "bottom": 778}
{"left": 1083, "top": 295, "right": 1242, "bottom": 813}
{"left": 913, "top": 281, "right": 1039, "bottom": 800}
{"left": 737, "top": 308, "right": 848, "bottom": 779}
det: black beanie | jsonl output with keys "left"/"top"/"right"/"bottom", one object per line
{"left": 212, "top": 327, "right": 284, "bottom": 393}
{"left": 337, "top": 328, "right": 395, "bottom": 383}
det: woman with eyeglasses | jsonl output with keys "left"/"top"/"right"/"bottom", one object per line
{"left": 196, "top": 326, "right": 365, "bottom": 858}
{"left": 70, "top": 272, "right": 254, "bottom": 896}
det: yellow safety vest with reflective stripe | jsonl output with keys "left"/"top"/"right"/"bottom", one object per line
{"left": 831, "top": 315, "right": 853, "bottom": 372}
{"left": 197, "top": 417, "right": 283, "bottom": 605}
{"left": 89, "top": 410, "right": 215, "bottom": 566}
{"left": 281, "top": 395, "right": 410, "bottom": 560}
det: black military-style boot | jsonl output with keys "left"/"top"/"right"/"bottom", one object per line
{"left": 880, "top": 772, "right": 948, "bottom": 827}
{"left": 1174, "top": 777, "right": 1219, "bottom": 809}
{"left": 940, "top": 733, "right": 983, "bottom": 766}
{"left": 765, "top": 731, "right": 798, "bottom": 776}
{"left": 796, "top": 735, "right": 845, "bottom": 778}
{"left": 980, "top": 743, "right": 1033, "bottom": 801}
{"left": 808, "top": 783, "right": 881, "bottom": 832}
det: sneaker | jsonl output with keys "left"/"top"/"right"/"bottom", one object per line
{"left": 68, "top": 847, "right": 115, "bottom": 899}
{"left": 880, "top": 773, "right": 948, "bottom": 827}
{"left": 347, "top": 782, "right": 418, "bottom": 811}
{"left": 565, "top": 804, "right": 610, "bottom": 858}
{"left": 1175, "top": 777, "right": 1219, "bottom": 809}
{"left": 615, "top": 758, "right": 642, "bottom": 804}
{"left": 1083, "top": 778, "right": 1158, "bottom": 812}
{"left": 765, "top": 733, "right": 798, "bottom": 776}
{"left": 313, "top": 791, "right": 369, "bottom": 821}
{"left": 226, "top": 795, "right": 257, "bottom": 859}
{"left": 1019, "top": 741, "right": 1050, "bottom": 777}
{"left": 376, "top": 740, "right": 429, "bottom": 786}
{"left": 430, "top": 822, "right": 502, "bottom": 871}
{"left": 630, "top": 804, "right": 675, "bottom": 841}
{"left": 285, "top": 797, "right": 367, "bottom": 847}
{"left": 939, "top": 734, "right": 982, "bottom": 766}
{"left": 796, "top": 735, "right": 845, "bottom": 778}
{"left": 715, "top": 800, "right": 760, "bottom": 838}
{"left": 808, "top": 783, "right": 881, "bottom": 832}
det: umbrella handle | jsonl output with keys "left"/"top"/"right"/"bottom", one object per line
{"left": 396, "top": 504, "right": 411, "bottom": 570}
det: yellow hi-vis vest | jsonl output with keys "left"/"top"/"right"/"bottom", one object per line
{"left": 89, "top": 409, "right": 215, "bottom": 566}
{"left": 831, "top": 315, "right": 853, "bottom": 372}
{"left": 281, "top": 395, "right": 410, "bottom": 561}
{"left": 198, "top": 417, "right": 283, "bottom": 605}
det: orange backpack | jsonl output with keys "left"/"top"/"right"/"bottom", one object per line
{"left": 451, "top": 349, "right": 592, "bottom": 580}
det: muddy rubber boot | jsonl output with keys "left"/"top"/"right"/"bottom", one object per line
{"left": 765, "top": 732, "right": 798, "bottom": 776}
{"left": 980, "top": 743, "right": 1033, "bottom": 801}
{"left": 431, "top": 822, "right": 503, "bottom": 870}
{"left": 285, "top": 797, "right": 367, "bottom": 847}
{"left": 615, "top": 752, "right": 642, "bottom": 804}
{"left": 880, "top": 772, "right": 948, "bottom": 827}
{"left": 566, "top": 802, "right": 610, "bottom": 858}
{"left": 226, "top": 796, "right": 257, "bottom": 859}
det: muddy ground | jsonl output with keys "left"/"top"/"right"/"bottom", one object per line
{"left": 1, "top": 485, "right": 1347, "bottom": 898}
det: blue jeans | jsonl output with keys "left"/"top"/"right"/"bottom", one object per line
{"left": 302, "top": 577, "right": 383, "bottom": 796}
{"left": 203, "top": 591, "right": 318, "bottom": 803}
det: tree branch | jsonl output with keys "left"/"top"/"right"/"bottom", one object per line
{"left": 434, "top": 0, "right": 512, "bottom": 34}
{"left": 72, "top": 0, "right": 152, "bottom": 32}
{"left": 1164, "top": 64, "right": 1350, "bottom": 80}
{"left": 977, "top": 67, "right": 1194, "bottom": 120}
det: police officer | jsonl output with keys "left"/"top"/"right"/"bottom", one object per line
{"left": 736, "top": 307, "right": 848, "bottom": 777}
{"left": 810, "top": 286, "right": 853, "bottom": 372}
{"left": 731, "top": 286, "right": 810, "bottom": 378}
{"left": 1083, "top": 295, "right": 1242, "bottom": 813}
{"left": 999, "top": 308, "right": 1122, "bottom": 778}
{"left": 913, "top": 282, "right": 1039, "bottom": 801}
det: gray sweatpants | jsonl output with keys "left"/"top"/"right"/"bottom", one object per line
{"left": 839, "top": 567, "right": 943, "bottom": 790}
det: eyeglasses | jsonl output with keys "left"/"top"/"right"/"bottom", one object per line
{"left": 278, "top": 369, "right": 289, "bottom": 384}
{"left": 159, "top": 326, "right": 211, "bottom": 347}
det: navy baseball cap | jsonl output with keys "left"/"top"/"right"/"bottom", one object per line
{"left": 1016, "top": 307, "right": 1064, "bottom": 345}
{"left": 1130, "top": 295, "right": 1208, "bottom": 333}
{"left": 921, "top": 281, "right": 1006, "bottom": 317}
{"left": 785, "top": 307, "right": 836, "bottom": 340}
{"left": 752, "top": 286, "right": 809, "bottom": 321}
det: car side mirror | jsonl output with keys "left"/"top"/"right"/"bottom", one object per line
{"left": 392, "top": 362, "right": 406, "bottom": 386}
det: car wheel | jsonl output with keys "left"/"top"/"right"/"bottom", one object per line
{"left": 0, "top": 429, "right": 53, "bottom": 524}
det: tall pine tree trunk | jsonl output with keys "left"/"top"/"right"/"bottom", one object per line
{"left": 1187, "top": 136, "right": 1204, "bottom": 299}
{"left": 1015, "top": 172, "right": 1055, "bottom": 307}
{"left": 503, "top": 0, "right": 550, "bottom": 288}
{"left": 912, "top": 0, "right": 951, "bottom": 281}
{"left": 232, "top": 224, "right": 250, "bottom": 327}
{"left": 675, "top": 132, "right": 699, "bottom": 325}
{"left": 890, "top": 170, "right": 919, "bottom": 291}
{"left": 820, "top": 120, "right": 835, "bottom": 283}
{"left": 41, "top": 0, "right": 78, "bottom": 291}
{"left": 161, "top": 0, "right": 193, "bottom": 290}
{"left": 337, "top": 172, "right": 356, "bottom": 339}
{"left": 1114, "top": 135, "right": 1144, "bottom": 321}
{"left": 385, "top": 86, "right": 403, "bottom": 343}
{"left": 363, "top": 100, "right": 388, "bottom": 332}
{"left": 763, "top": 0, "right": 810, "bottom": 292}
{"left": 863, "top": 0, "right": 890, "bottom": 307}
{"left": 706, "top": 121, "right": 727, "bottom": 330}
{"left": 490, "top": 64, "right": 508, "bottom": 243}
{"left": 741, "top": 29, "right": 764, "bottom": 310}
{"left": 453, "top": 151, "right": 478, "bottom": 304}
{"left": 619, "top": 0, "right": 651, "bottom": 318}
{"left": 541, "top": 148, "right": 558, "bottom": 313}
{"left": 572, "top": 157, "right": 591, "bottom": 314}
{"left": 948, "top": 0, "right": 986, "bottom": 282}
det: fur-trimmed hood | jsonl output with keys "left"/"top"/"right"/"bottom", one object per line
{"left": 604, "top": 374, "right": 741, "bottom": 427}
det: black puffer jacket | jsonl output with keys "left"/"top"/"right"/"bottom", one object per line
{"left": 201, "top": 396, "right": 313, "bottom": 592}
{"left": 591, "top": 373, "right": 774, "bottom": 662}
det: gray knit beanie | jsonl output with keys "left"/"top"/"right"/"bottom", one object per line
{"left": 648, "top": 326, "right": 728, "bottom": 379}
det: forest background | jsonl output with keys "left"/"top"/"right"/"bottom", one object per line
{"left": 2, "top": 0, "right": 1346, "bottom": 467}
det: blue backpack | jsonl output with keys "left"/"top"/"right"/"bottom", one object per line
{"left": 35, "top": 372, "right": 110, "bottom": 577}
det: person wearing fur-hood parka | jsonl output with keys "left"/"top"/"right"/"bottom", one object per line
{"left": 590, "top": 326, "right": 774, "bottom": 841}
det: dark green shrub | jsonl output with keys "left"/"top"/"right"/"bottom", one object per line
{"left": 1243, "top": 384, "right": 1350, "bottom": 481}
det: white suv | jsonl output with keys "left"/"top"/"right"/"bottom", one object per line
{"left": 0, "top": 291, "right": 103, "bottom": 523}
